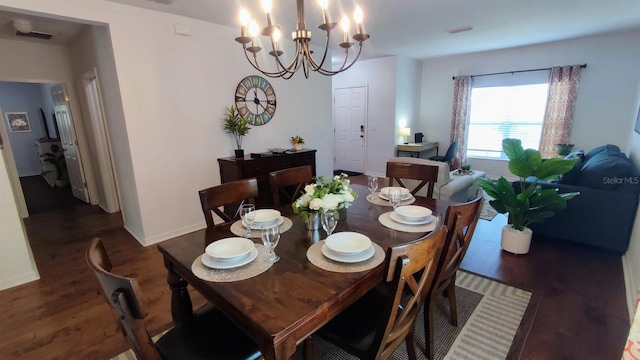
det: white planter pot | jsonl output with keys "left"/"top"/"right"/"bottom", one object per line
{"left": 501, "top": 225, "right": 532, "bottom": 254}
{"left": 293, "top": 143, "right": 303, "bottom": 151}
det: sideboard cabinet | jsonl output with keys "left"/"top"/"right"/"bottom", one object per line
{"left": 218, "top": 149, "right": 317, "bottom": 215}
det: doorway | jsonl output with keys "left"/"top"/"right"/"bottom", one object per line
{"left": 0, "top": 81, "right": 93, "bottom": 217}
{"left": 333, "top": 86, "right": 368, "bottom": 174}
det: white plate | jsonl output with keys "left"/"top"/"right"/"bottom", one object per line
{"left": 322, "top": 243, "right": 375, "bottom": 263}
{"left": 325, "top": 232, "right": 372, "bottom": 255}
{"left": 252, "top": 209, "right": 281, "bottom": 224}
{"left": 380, "top": 187, "right": 410, "bottom": 196}
{"left": 378, "top": 187, "right": 412, "bottom": 201}
{"left": 395, "top": 205, "right": 432, "bottom": 220}
{"left": 390, "top": 211, "right": 434, "bottom": 225}
{"left": 201, "top": 247, "right": 259, "bottom": 269}
{"left": 249, "top": 216, "right": 284, "bottom": 230}
{"left": 205, "top": 237, "right": 255, "bottom": 260}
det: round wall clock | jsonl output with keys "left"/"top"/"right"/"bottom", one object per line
{"left": 235, "top": 75, "right": 277, "bottom": 126}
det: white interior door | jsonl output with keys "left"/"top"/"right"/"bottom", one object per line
{"left": 51, "top": 85, "right": 89, "bottom": 203}
{"left": 334, "top": 86, "right": 366, "bottom": 173}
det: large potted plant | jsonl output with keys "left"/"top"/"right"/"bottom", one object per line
{"left": 477, "top": 138, "right": 579, "bottom": 254}
{"left": 222, "top": 105, "right": 251, "bottom": 160}
{"left": 40, "top": 144, "right": 68, "bottom": 188}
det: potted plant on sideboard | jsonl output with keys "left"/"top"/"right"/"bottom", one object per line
{"left": 223, "top": 105, "right": 251, "bottom": 160}
{"left": 477, "top": 138, "right": 579, "bottom": 254}
{"left": 290, "top": 135, "right": 305, "bottom": 151}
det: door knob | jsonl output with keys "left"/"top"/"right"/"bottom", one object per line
{"left": 360, "top": 135, "right": 364, "bottom": 138}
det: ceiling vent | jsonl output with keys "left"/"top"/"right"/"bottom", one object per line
{"left": 15, "top": 30, "right": 54, "bottom": 40}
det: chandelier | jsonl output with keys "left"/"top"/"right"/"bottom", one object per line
{"left": 235, "top": 0, "right": 370, "bottom": 79}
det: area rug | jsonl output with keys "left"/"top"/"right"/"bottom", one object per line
{"left": 479, "top": 198, "right": 499, "bottom": 221}
{"left": 112, "top": 271, "right": 539, "bottom": 360}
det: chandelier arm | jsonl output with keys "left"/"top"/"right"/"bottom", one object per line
{"left": 243, "top": 49, "right": 290, "bottom": 78}
{"left": 305, "top": 29, "right": 332, "bottom": 71}
{"left": 316, "top": 44, "right": 364, "bottom": 76}
{"left": 271, "top": 39, "right": 305, "bottom": 75}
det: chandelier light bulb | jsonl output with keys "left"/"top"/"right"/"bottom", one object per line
{"left": 354, "top": 6, "right": 363, "bottom": 24}
{"left": 273, "top": 28, "right": 281, "bottom": 42}
{"left": 261, "top": 0, "right": 272, "bottom": 12}
{"left": 239, "top": 9, "right": 250, "bottom": 26}
{"left": 340, "top": 16, "right": 350, "bottom": 32}
{"left": 318, "top": 0, "right": 329, "bottom": 10}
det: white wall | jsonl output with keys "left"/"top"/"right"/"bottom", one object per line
{"left": 395, "top": 58, "right": 423, "bottom": 143}
{"left": 623, "top": 73, "right": 640, "bottom": 318}
{"left": 0, "top": 0, "right": 333, "bottom": 247}
{"left": 0, "top": 82, "right": 50, "bottom": 176}
{"left": 0, "top": 153, "right": 39, "bottom": 290}
{"left": 420, "top": 29, "right": 640, "bottom": 179}
{"left": 333, "top": 56, "right": 398, "bottom": 177}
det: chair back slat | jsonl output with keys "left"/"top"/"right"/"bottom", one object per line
{"left": 199, "top": 178, "right": 259, "bottom": 228}
{"left": 386, "top": 161, "right": 439, "bottom": 197}
{"left": 371, "top": 218, "right": 447, "bottom": 359}
{"left": 86, "top": 238, "right": 162, "bottom": 360}
{"left": 268, "top": 165, "right": 313, "bottom": 207}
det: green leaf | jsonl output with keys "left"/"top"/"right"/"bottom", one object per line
{"left": 534, "top": 158, "right": 577, "bottom": 179}
{"left": 502, "top": 138, "right": 525, "bottom": 161}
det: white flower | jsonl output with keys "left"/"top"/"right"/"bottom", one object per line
{"left": 341, "top": 191, "right": 355, "bottom": 203}
{"left": 309, "top": 198, "right": 323, "bottom": 210}
{"left": 304, "top": 184, "right": 317, "bottom": 195}
{"left": 321, "top": 193, "right": 341, "bottom": 210}
{"left": 296, "top": 194, "right": 311, "bottom": 207}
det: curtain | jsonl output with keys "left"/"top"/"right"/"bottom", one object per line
{"left": 539, "top": 65, "right": 582, "bottom": 158}
{"left": 449, "top": 75, "right": 472, "bottom": 169}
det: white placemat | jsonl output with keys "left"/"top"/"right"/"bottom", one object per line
{"left": 366, "top": 193, "right": 416, "bottom": 206}
{"left": 306, "top": 240, "right": 385, "bottom": 273}
{"left": 378, "top": 212, "right": 438, "bottom": 233}
{"left": 230, "top": 217, "right": 293, "bottom": 238}
{"left": 191, "top": 244, "right": 273, "bottom": 282}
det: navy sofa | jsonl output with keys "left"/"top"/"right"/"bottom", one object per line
{"left": 515, "top": 145, "right": 640, "bottom": 254}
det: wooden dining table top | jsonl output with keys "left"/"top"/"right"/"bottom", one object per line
{"left": 156, "top": 184, "right": 452, "bottom": 360}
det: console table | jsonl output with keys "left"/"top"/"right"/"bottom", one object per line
{"left": 218, "top": 149, "right": 316, "bottom": 216}
{"left": 396, "top": 141, "right": 439, "bottom": 158}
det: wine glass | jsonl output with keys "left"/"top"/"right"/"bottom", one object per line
{"left": 261, "top": 224, "right": 281, "bottom": 263}
{"left": 367, "top": 176, "right": 378, "bottom": 200}
{"left": 321, "top": 210, "right": 338, "bottom": 238}
{"left": 388, "top": 188, "right": 401, "bottom": 210}
{"left": 240, "top": 204, "right": 256, "bottom": 237}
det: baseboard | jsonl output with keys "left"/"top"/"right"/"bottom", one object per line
{"left": 0, "top": 271, "right": 40, "bottom": 291}
{"left": 139, "top": 222, "right": 206, "bottom": 246}
{"left": 623, "top": 253, "right": 636, "bottom": 322}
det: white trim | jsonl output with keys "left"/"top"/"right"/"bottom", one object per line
{"left": 138, "top": 222, "right": 206, "bottom": 246}
{"left": 0, "top": 270, "right": 39, "bottom": 291}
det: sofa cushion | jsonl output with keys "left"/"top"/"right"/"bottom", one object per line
{"left": 564, "top": 150, "right": 584, "bottom": 160}
{"left": 558, "top": 158, "right": 582, "bottom": 185}
{"left": 578, "top": 150, "right": 635, "bottom": 190}
{"left": 583, "top": 144, "right": 620, "bottom": 163}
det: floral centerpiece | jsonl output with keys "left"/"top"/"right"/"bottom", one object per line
{"left": 293, "top": 173, "right": 358, "bottom": 224}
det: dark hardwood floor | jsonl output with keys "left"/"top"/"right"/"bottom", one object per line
{"left": 0, "top": 174, "right": 629, "bottom": 359}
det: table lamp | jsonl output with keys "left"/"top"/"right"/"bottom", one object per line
{"left": 400, "top": 127, "right": 411, "bottom": 144}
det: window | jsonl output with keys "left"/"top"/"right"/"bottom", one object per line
{"left": 466, "top": 71, "right": 550, "bottom": 160}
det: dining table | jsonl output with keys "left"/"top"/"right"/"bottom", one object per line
{"left": 156, "top": 183, "right": 453, "bottom": 360}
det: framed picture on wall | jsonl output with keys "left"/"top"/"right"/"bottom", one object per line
{"left": 6, "top": 112, "right": 31, "bottom": 133}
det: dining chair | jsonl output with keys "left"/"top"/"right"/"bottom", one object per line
{"left": 429, "top": 141, "right": 459, "bottom": 170}
{"left": 423, "top": 194, "right": 483, "bottom": 359}
{"left": 268, "top": 165, "right": 313, "bottom": 207}
{"left": 386, "top": 161, "right": 439, "bottom": 197}
{"left": 198, "top": 177, "right": 259, "bottom": 228}
{"left": 85, "top": 238, "right": 261, "bottom": 360}
{"left": 315, "top": 218, "right": 447, "bottom": 360}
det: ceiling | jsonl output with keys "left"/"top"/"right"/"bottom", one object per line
{"left": 1, "top": 1, "right": 639, "bottom": 60}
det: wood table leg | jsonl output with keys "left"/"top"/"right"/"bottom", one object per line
{"left": 165, "top": 262, "right": 193, "bottom": 324}
{"left": 303, "top": 336, "right": 314, "bottom": 360}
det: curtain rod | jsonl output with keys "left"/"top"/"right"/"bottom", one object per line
{"left": 452, "top": 63, "right": 587, "bottom": 80}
